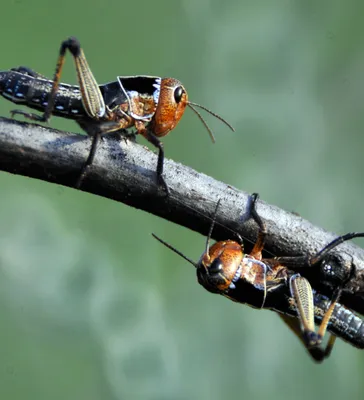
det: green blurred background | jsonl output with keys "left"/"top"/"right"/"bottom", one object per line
{"left": 1, "top": 0, "right": 364, "bottom": 399}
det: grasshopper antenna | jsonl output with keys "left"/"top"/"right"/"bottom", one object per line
{"left": 187, "top": 102, "right": 235, "bottom": 144}
{"left": 152, "top": 200, "right": 222, "bottom": 269}
{"left": 152, "top": 234, "right": 198, "bottom": 268}
{"left": 204, "top": 199, "right": 222, "bottom": 262}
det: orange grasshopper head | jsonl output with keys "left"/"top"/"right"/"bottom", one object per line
{"left": 152, "top": 200, "right": 244, "bottom": 295}
{"left": 151, "top": 78, "right": 234, "bottom": 139}
{"left": 198, "top": 240, "right": 244, "bottom": 293}
{"left": 152, "top": 232, "right": 244, "bottom": 295}
{"left": 151, "top": 78, "right": 188, "bottom": 137}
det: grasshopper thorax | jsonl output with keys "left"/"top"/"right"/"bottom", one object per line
{"left": 151, "top": 78, "right": 188, "bottom": 137}
{"left": 197, "top": 240, "right": 244, "bottom": 294}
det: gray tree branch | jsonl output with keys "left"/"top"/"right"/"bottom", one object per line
{"left": 1, "top": 116, "right": 364, "bottom": 313}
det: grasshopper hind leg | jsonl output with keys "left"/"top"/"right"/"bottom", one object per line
{"left": 10, "top": 109, "right": 48, "bottom": 122}
{"left": 283, "top": 275, "right": 342, "bottom": 362}
{"left": 279, "top": 314, "right": 336, "bottom": 362}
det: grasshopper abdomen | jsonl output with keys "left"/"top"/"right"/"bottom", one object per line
{"left": 0, "top": 69, "right": 86, "bottom": 118}
{"left": 314, "top": 294, "right": 364, "bottom": 349}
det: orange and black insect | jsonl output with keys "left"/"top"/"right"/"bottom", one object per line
{"left": 0, "top": 37, "right": 234, "bottom": 194}
{"left": 153, "top": 194, "right": 364, "bottom": 362}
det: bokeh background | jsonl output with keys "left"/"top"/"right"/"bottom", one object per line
{"left": 1, "top": 1, "right": 364, "bottom": 399}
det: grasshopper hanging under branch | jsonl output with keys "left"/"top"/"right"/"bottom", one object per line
{"left": 0, "top": 37, "right": 234, "bottom": 194}
{"left": 153, "top": 194, "right": 364, "bottom": 362}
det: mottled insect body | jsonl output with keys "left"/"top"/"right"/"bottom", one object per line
{"left": 197, "top": 238, "right": 364, "bottom": 351}
{"left": 153, "top": 194, "right": 364, "bottom": 362}
{"left": 310, "top": 293, "right": 364, "bottom": 348}
{"left": 0, "top": 37, "right": 234, "bottom": 193}
{"left": 0, "top": 68, "right": 180, "bottom": 135}
{"left": 0, "top": 68, "right": 86, "bottom": 118}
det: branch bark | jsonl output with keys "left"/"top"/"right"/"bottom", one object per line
{"left": 1, "top": 116, "right": 364, "bottom": 313}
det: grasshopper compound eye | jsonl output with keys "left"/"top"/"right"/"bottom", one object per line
{"left": 209, "top": 258, "right": 223, "bottom": 274}
{"left": 174, "top": 86, "right": 184, "bottom": 103}
{"left": 198, "top": 241, "right": 244, "bottom": 294}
